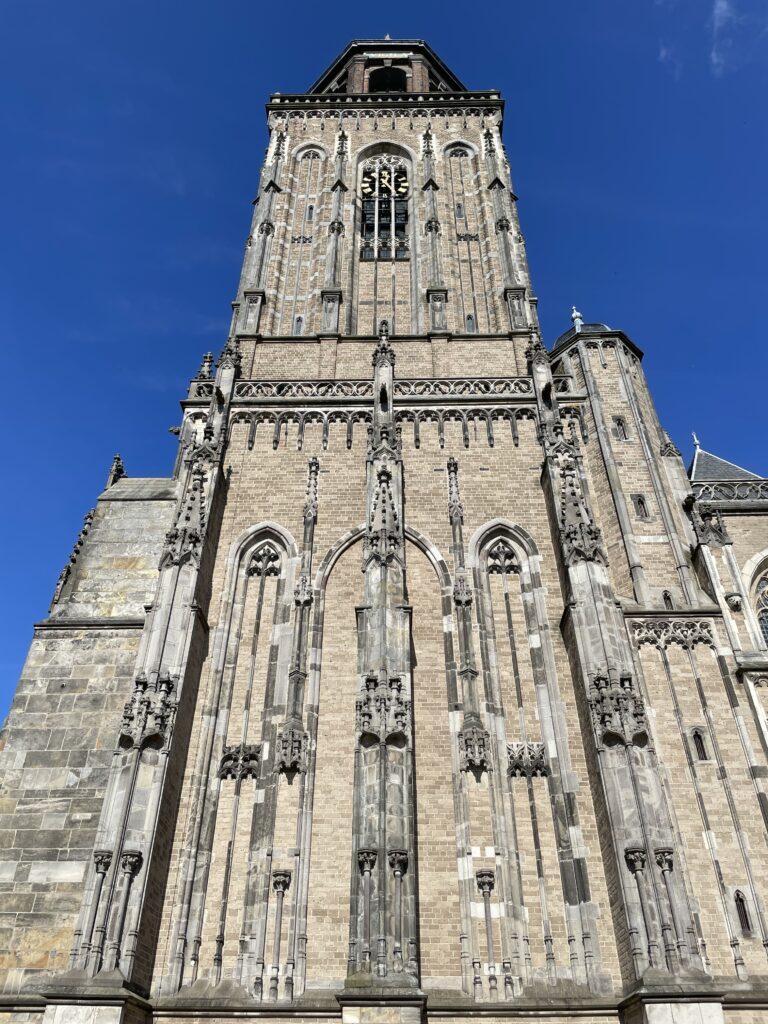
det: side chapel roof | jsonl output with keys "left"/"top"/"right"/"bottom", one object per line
{"left": 688, "top": 446, "right": 762, "bottom": 482}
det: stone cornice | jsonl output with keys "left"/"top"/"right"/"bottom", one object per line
{"left": 267, "top": 90, "right": 503, "bottom": 116}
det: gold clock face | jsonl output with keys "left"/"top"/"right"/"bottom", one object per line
{"left": 360, "top": 163, "right": 408, "bottom": 198}
{"left": 361, "top": 168, "right": 376, "bottom": 196}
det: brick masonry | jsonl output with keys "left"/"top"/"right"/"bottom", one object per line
{"left": 0, "top": 37, "right": 764, "bottom": 1024}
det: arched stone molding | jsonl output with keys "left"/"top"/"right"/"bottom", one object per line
{"left": 465, "top": 517, "right": 604, "bottom": 990}
{"left": 743, "top": 547, "right": 768, "bottom": 591}
{"left": 443, "top": 139, "right": 480, "bottom": 159}
{"left": 727, "top": 546, "right": 768, "bottom": 653}
{"left": 161, "top": 520, "right": 299, "bottom": 995}
{"left": 289, "top": 141, "right": 330, "bottom": 163}
{"left": 222, "top": 521, "right": 300, "bottom": 584}
{"left": 291, "top": 523, "right": 465, "bottom": 995}
{"left": 466, "top": 517, "right": 541, "bottom": 567}
{"left": 353, "top": 139, "right": 419, "bottom": 174}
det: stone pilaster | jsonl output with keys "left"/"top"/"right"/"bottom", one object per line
{"left": 344, "top": 322, "right": 420, "bottom": 991}
{"left": 61, "top": 338, "right": 240, "bottom": 998}
{"left": 529, "top": 332, "right": 707, "bottom": 988}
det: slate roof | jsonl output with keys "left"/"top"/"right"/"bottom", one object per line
{"left": 98, "top": 478, "right": 178, "bottom": 501}
{"left": 688, "top": 448, "right": 762, "bottom": 482}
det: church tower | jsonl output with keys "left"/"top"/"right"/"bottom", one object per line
{"left": 2, "top": 39, "right": 768, "bottom": 1024}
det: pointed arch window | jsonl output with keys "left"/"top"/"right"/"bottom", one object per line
{"left": 614, "top": 416, "right": 629, "bottom": 441}
{"left": 632, "top": 494, "right": 650, "bottom": 520}
{"left": 456, "top": 202, "right": 465, "bottom": 220}
{"left": 692, "top": 729, "right": 707, "bottom": 761}
{"left": 756, "top": 573, "right": 768, "bottom": 644}
{"left": 663, "top": 591, "right": 674, "bottom": 611}
{"left": 735, "top": 890, "right": 751, "bottom": 933}
{"left": 306, "top": 204, "right": 314, "bottom": 222}
{"left": 359, "top": 156, "right": 410, "bottom": 262}
{"left": 466, "top": 314, "right": 476, "bottom": 334}
{"left": 294, "top": 315, "right": 303, "bottom": 336}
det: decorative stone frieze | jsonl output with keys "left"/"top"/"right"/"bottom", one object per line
{"left": 218, "top": 741, "right": 261, "bottom": 780}
{"left": 119, "top": 671, "right": 176, "bottom": 750}
{"left": 692, "top": 479, "right": 768, "bottom": 503}
{"left": 555, "top": 448, "right": 607, "bottom": 565}
{"left": 507, "top": 741, "right": 547, "bottom": 777}
{"left": 160, "top": 461, "right": 207, "bottom": 569}
{"left": 688, "top": 498, "right": 732, "bottom": 547}
{"left": 587, "top": 673, "right": 648, "bottom": 748}
{"left": 274, "top": 725, "right": 308, "bottom": 775}
{"left": 458, "top": 723, "right": 492, "bottom": 773}
{"left": 356, "top": 674, "right": 412, "bottom": 742}
{"left": 453, "top": 572, "right": 473, "bottom": 606}
{"left": 632, "top": 618, "right": 714, "bottom": 650}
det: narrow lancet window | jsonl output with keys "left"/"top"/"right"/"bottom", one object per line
{"left": 735, "top": 890, "right": 751, "bottom": 933}
{"left": 466, "top": 314, "right": 475, "bottom": 334}
{"left": 693, "top": 730, "right": 707, "bottom": 761}
{"left": 294, "top": 315, "right": 303, "bottom": 336}
{"left": 633, "top": 494, "right": 649, "bottom": 520}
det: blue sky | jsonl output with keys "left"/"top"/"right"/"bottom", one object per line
{"left": 1, "top": 0, "right": 767, "bottom": 718}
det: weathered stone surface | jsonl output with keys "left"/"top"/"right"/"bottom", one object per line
{"left": 0, "top": 35, "right": 767, "bottom": 1024}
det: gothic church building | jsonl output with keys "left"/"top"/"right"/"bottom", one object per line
{"left": 2, "top": 39, "right": 768, "bottom": 1024}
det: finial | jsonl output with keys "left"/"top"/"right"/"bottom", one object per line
{"left": 197, "top": 352, "right": 214, "bottom": 380}
{"left": 571, "top": 306, "right": 583, "bottom": 333}
{"left": 385, "top": 33, "right": 391, "bottom": 40}
{"left": 692, "top": 432, "right": 700, "bottom": 449}
{"left": 216, "top": 336, "right": 241, "bottom": 374}
{"left": 373, "top": 319, "right": 395, "bottom": 369}
{"left": 106, "top": 453, "right": 126, "bottom": 489}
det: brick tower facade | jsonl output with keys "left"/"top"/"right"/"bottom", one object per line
{"left": 2, "top": 38, "right": 768, "bottom": 1024}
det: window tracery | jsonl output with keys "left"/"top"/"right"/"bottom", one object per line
{"left": 487, "top": 538, "right": 519, "bottom": 576}
{"left": 756, "top": 573, "right": 768, "bottom": 644}
{"left": 359, "top": 156, "right": 410, "bottom": 262}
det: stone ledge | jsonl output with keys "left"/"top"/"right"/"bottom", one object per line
{"left": 34, "top": 617, "right": 145, "bottom": 632}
